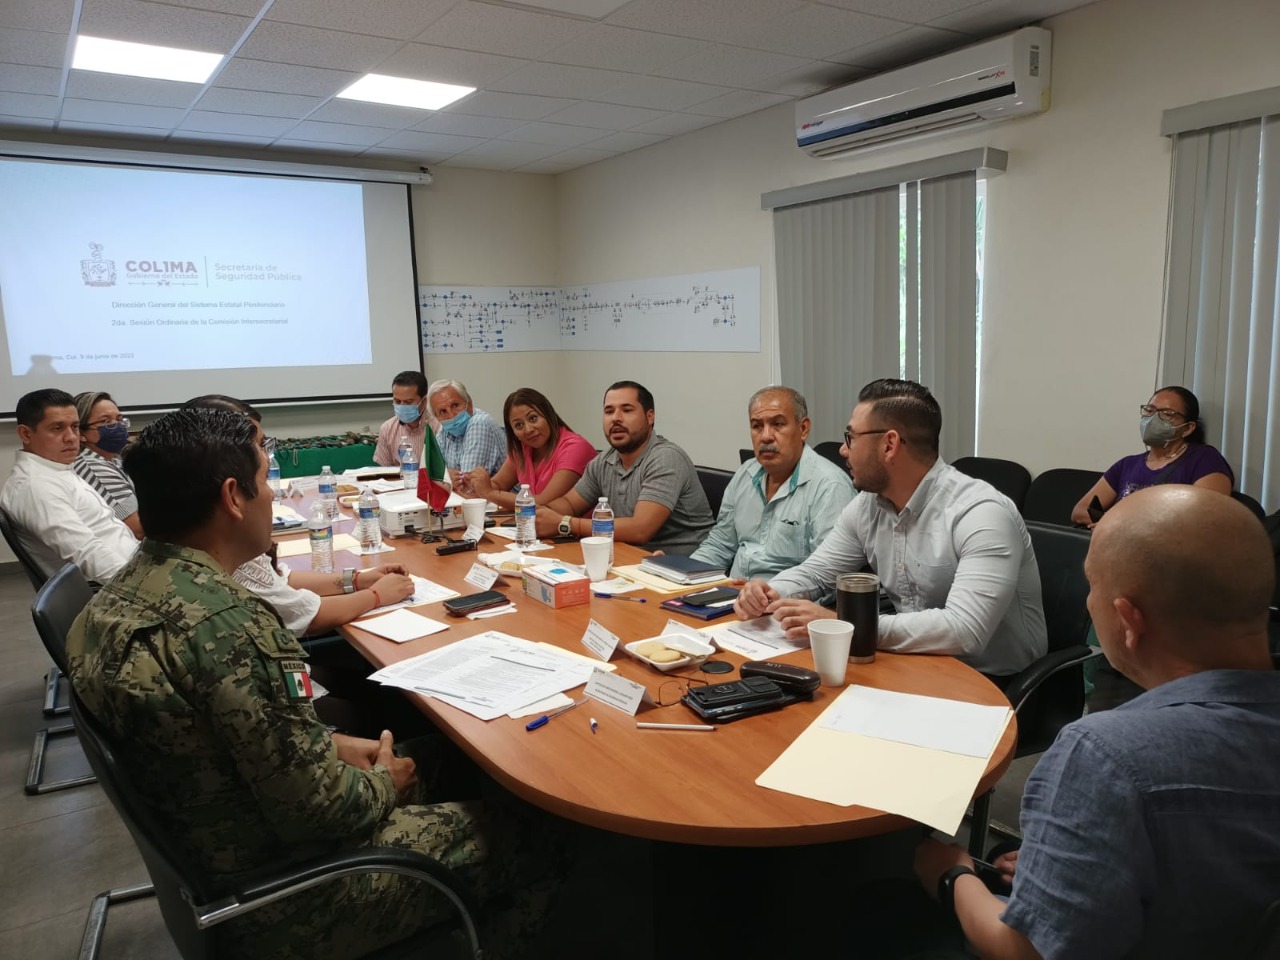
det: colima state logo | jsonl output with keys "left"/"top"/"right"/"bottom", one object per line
{"left": 81, "top": 243, "right": 200, "bottom": 287}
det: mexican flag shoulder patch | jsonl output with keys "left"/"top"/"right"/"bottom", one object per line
{"left": 280, "top": 660, "right": 313, "bottom": 701}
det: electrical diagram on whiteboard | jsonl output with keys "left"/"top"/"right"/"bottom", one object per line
{"left": 419, "top": 266, "right": 760, "bottom": 354}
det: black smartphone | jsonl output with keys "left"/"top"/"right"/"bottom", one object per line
{"left": 442, "top": 590, "right": 507, "bottom": 616}
{"left": 681, "top": 586, "right": 739, "bottom": 607}
{"left": 1087, "top": 496, "right": 1105, "bottom": 523}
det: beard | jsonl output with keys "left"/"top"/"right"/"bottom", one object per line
{"left": 851, "top": 457, "right": 888, "bottom": 494}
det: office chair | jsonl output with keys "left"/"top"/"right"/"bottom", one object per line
{"left": 812, "top": 441, "right": 847, "bottom": 472}
{"left": 26, "top": 563, "right": 97, "bottom": 795}
{"left": 1233, "top": 490, "right": 1266, "bottom": 522}
{"left": 951, "top": 457, "right": 1033, "bottom": 512}
{"left": 71, "top": 689, "right": 484, "bottom": 960}
{"left": 968, "top": 522, "right": 1101, "bottom": 855}
{"left": 1021, "top": 468, "right": 1102, "bottom": 526}
{"left": 696, "top": 465, "right": 735, "bottom": 518}
{"left": 1244, "top": 899, "right": 1280, "bottom": 960}
{"left": 0, "top": 509, "right": 66, "bottom": 718}
{"left": 739, "top": 448, "right": 754, "bottom": 464}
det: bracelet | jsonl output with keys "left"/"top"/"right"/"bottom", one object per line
{"left": 938, "top": 865, "right": 976, "bottom": 919}
{"left": 352, "top": 569, "right": 362, "bottom": 590}
{"left": 370, "top": 587, "right": 382, "bottom": 608}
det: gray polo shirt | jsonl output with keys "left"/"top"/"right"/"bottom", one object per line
{"left": 574, "top": 434, "right": 714, "bottom": 555}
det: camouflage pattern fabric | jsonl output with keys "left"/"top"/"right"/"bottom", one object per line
{"left": 67, "top": 540, "right": 571, "bottom": 959}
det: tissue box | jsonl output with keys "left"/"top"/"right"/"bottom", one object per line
{"left": 521, "top": 563, "right": 589, "bottom": 608}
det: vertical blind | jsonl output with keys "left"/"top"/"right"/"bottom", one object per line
{"left": 1161, "top": 113, "right": 1280, "bottom": 508}
{"left": 774, "top": 170, "right": 979, "bottom": 460}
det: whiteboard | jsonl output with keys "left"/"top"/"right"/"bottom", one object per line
{"left": 419, "top": 266, "right": 760, "bottom": 354}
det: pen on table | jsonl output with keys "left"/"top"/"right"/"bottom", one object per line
{"left": 594, "top": 593, "right": 646, "bottom": 602}
{"left": 635, "top": 722, "right": 715, "bottom": 732}
{"left": 524, "top": 698, "right": 585, "bottom": 732}
{"left": 590, "top": 717, "right": 598, "bottom": 735}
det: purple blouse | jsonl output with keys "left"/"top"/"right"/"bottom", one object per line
{"left": 1102, "top": 444, "right": 1234, "bottom": 501}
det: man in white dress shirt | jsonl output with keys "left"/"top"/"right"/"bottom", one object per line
{"left": 736, "top": 378, "right": 1046, "bottom": 679}
{"left": 1, "top": 388, "right": 138, "bottom": 583}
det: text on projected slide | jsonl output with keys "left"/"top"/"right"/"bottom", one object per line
{"left": 419, "top": 266, "right": 760, "bottom": 354}
{"left": 0, "top": 160, "right": 372, "bottom": 377}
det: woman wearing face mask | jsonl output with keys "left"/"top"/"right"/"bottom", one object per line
{"left": 466, "top": 388, "right": 596, "bottom": 510}
{"left": 73, "top": 391, "right": 143, "bottom": 538}
{"left": 1071, "top": 386, "right": 1234, "bottom": 528}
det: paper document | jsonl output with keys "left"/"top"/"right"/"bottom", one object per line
{"left": 612, "top": 564, "right": 724, "bottom": 594}
{"left": 819, "top": 686, "right": 1012, "bottom": 758}
{"left": 353, "top": 575, "right": 459, "bottom": 615}
{"left": 706, "top": 618, "right": 805, "bottom": 660}
{"left": 276, "top": 537, "right": 313, "bottom": 558}
{"left": 354, "top": 610, "right": 449, "bottom": 643}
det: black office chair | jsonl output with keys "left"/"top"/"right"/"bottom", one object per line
{"left": 26, "top": 563, "right": 98, "bottom": 795}
{"left": 1245, "top": 899, "right": 1280, "bottom": 960}
{"left": 1021, "top": 468, "right": 1102, "bottom": 526}
{"left": 1233, "top": 490, "right": 1266, "bottom": 521}
{"left": 696, "top": 465, "right": 735, "bottom": 518}
{"left": 951, "top": 457, "right": 1033, "bottom": 512}
{"left": 70, "top": 689, "right": 484, "bottom": 960}
{"left": 813, "top": 441, "right": 847, "bottom": 472}
{"left": 0, "top": 509, "right": 66, "bottom": 719}
{"left": 968, "top": 522, "right": 1102, "bottom": 855}
{"left": 738, "top": 448, "right": 754, "bottom": 464}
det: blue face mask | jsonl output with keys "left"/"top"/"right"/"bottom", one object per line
{"left": 93, "top": 421, "right": 130, "bottom": 454}
{"left": 393, "top": 403, "right": 421, "bottom": 424}
{"left": 442, "top": 409, "right": 471, "bottom": 438}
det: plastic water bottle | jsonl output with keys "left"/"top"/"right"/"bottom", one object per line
{"left": 357, "top": 487, "right": 382, "bottom": 553}
{"left": 309, "top": 501, "right": 334, "bottom": 573}
{"left": 318, "top": 465, "right": 338, "bottom": 519}
{"left": 514, "top": 484, "right": 536, "bottom": 549}
{"left": 266, "top": 449, "right": 282, "bottom": 501}
{"left": 591, "top": 497, "right": 615, "bottom": 564}
{"left": 398, "top": 438, "right": 418, "bottom": 490}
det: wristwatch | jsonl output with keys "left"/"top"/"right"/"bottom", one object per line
{"left": 938, "top": 865, "right": 976, "bottom": 918}
{"left": 342, "top": 568, "right": 356, "bottom": 594}
{"left": 558, "top": 515, "right": 574, "bottom": 537}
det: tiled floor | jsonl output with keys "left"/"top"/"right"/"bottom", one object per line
{"left": 0, "top": 561, "right": 1117, "bottom": 959}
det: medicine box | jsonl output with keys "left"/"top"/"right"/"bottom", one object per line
{"left": 521, "top": 564, "right": 589, "bottom": 609}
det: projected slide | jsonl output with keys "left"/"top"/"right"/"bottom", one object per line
{"left": 0, "top": 160, "right": 371, "bottom": 377}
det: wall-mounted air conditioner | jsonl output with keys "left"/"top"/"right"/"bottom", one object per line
{"left": 797, "top": 27, "right": 1051, "bottom": 158}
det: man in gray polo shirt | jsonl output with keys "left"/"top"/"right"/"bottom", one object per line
{"left": 535, "top": 381, "right": 713, "bottom": 555}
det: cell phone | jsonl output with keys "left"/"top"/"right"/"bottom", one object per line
{"left": 442, "top": 590, "right": 507, "bottom": 616}
{"left": 682, "top": 675, "right": 799, "bottom": 723}
{"left": 681, "top": 586, "right": 739, "bottom": 607}
{"left": 1087, "top": 496, "right": 1105, "bottom": 523}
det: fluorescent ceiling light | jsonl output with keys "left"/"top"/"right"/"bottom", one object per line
{"left": 72, "top": 35, "right": 223, "bottom": 83}
{"left": 337, "top": 74, "right": 475, "bottom": 111}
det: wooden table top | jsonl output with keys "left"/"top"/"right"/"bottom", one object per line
{"left": 278, "top": 500, "right": 1017, "bottom": 847}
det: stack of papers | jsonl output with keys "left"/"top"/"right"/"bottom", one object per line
{"left": 638, "top": 555, "right": 727, "bottom": 585}
{"left": 369, "top": 631, "right": 614, "bottom": 721}
{"left": 351, "top": 575, "right": 459, "bottom": 614}
{"left": 706, "top": 617, "right": 805, "bottom": 659}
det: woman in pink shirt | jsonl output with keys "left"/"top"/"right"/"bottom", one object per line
{"left": 467, "top": 387, "right": 597, "bottom": 509}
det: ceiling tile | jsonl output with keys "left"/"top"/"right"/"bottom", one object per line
{"left": 236, "top": 21, "right": 400, "bottom": 72}
{"left": 539, "top": 145, "right": 619, "bottom": 165}
{"left": 0, "top": 114, "right": 56, "bottom": 130}
{"left": 829, "top": 24, "right": 971, "bottom": 69}
{"left": 685, "top": 88, "right": 791, "bottom": 118}
{"left": 500, "top": 121, "right": 609, "bottom": 147}
{"left": 65, "top": 73, "right": 204, "bottom": 108}
{"left": 360, "top": 145, "right": 456, "bottom": 164}
{"left": 627, "top": 111, "right": 720, "bottom": 136}
{"left": 0, "top": 28, "right": 67, "bottom": 68}
{"left": 455, "top": 138, "right": 564, "bottom": 162}
{"left": 266, "top": 0, "right": 460, "bottom": 39}
{"left": 194, "top": 86, "right": 322, "bottom": 118}
{"left": 726, "top": 4, "right": 903, "bottom": 60}
{"left": 0, "top": 64, "right": 61, "bottom": 96}
{"left": 374, "top": 43, "right": 527, "bottom": 88}
{"left": 305, "top": 99, "right": 430, "bottom": 129}
{"left": 592, "top": 74, "right": 728, "bottom": 111}
{"left": 0, "top": 91, "right": 60, "bottom": 118}
{"left": 61, "top": 98, "right": 188, "bottom": 126}
{"left": 412, "top": 112, "right": 525, "bottom": 137}
{"left": 756, "top": 60, "right": 864, "bottom": 97}
{"left": 78, "top": 0, "right": 253, "bottom": 51}
{"left": 489, "top": 61, "right": 633, "bottom": 100}
{"left": 180, "top": 109, "right": 300, "bottom": 136}
{"left": 818, "top": 0, "right": 985, "bottom": 22}
{"left": 168, "top": 131, "right": 275, "bottom": 148}
{"left": 584, "top": 129, "right": 667, "bottom": 151}
{"left": 416, "top": 1, "right": 591, "bottom": 59}
{"left": 439, "top": 153, "right": 525, "bottom": 170}
{"left": 438, "top": 90, "right": 576, "bottom": 120}
{"left": 57, "top": 119, "right": 170, "bottom": 138}
{"left": 267, "top": 139, "right": 366, "bottom": 156}
{"left": 514, "top": 158, "right": 578, "bottom": 174}
{"left": 605, "top": 0, "right": 807, "bottom": 41}
{"left": 926, "top": 0, "right": 1079, "bottom": 33}
{"left": 213, "top": 58, "right": 358, "bottom": 97}
{"left": 542, "top": 24, "right": 707, "bottom": 73}
{"left": 0, "top": 0, "right": 76, "bottom": 33}
{"left": 376, "top": 129, "right": 487, "bottom": 153}
{"left": 541, "top": 100, "right": 668, "bottom": 130}
{"left": 656, "top": 44, "right": 812, "bottom": 88}
{"left": 166, "top": 0, "right": 267, "bottom": 14}
{"left": 286, "top": 119, "right": 399, "bottom": 145}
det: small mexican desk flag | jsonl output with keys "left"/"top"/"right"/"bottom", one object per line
{"left": 417, "top": 429, "right": 452, "bottom": 512}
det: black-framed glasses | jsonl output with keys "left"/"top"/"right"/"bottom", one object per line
{"left": 1138, "top": 404, "right": 1187, "bottom": 424}
{"left": 656, "top": 674, "right": 709, "bottom": 707}
{"left": 843, "top": 428, "right": 890, "bottom": 447}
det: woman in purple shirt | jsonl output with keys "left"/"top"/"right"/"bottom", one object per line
{"left": 1071, "top": 386, "right": 1234, "bottom": 527}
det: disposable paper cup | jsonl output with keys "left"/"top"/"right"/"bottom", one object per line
{"left": 809, "top": 619, "right": 854, "bottom": 687}
{"left": 460, "top": 498, "right": 487, "bottom": 531}
{"left": 581, "top": 536, "right": 613, "bottom": 582}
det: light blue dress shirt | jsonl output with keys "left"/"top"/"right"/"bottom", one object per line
{"left": 767, "top": 458, "right": 1047, "bottom": 676}
{"left": 690, "top": 445, "right": 854, "bottom": 584}
{"left": 435, "top": 409, "right": 506, "bottom": 476}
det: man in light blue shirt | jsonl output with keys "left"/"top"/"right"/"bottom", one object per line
{"left": 690, "top": 387, "right": 852, "bottom": 584}
{"left": 736, "top": 378, "right": 1046, "bottom": 678}
{"left": 427, "top": 378, "right": 506, "bottom": 481}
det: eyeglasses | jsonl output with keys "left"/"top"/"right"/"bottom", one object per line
{"left": 843, "top": 428, "right": 890, "bottom": 447}
{"left": 87, "top": 415, "right": 130, "bottom": 430}
{"left": 1138, "top": 404, "right": 1187, "bottom": 424}
{"left": 656, "top": 675, "right": 708, "bottom": 707}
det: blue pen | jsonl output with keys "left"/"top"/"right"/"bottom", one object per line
{"left": 525, "top": 698, "right": 585, "bottom": 732}
{"left": 594, "top": 593, "right": 646, "bottom": 602}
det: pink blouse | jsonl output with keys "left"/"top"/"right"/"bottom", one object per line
{"left": 510, "top": 428, "right": 597, "bottom": 495}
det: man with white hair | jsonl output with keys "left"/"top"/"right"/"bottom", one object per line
{"left": 426, "top": 378, "right": 505, "bottom": 482}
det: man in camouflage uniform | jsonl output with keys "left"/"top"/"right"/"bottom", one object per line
{"left": 67, "top": 408, "right": 569, "bottom": 960}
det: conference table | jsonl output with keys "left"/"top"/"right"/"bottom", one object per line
{"left": 278, "top": 499, "right": 1017, "bottom": 849}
